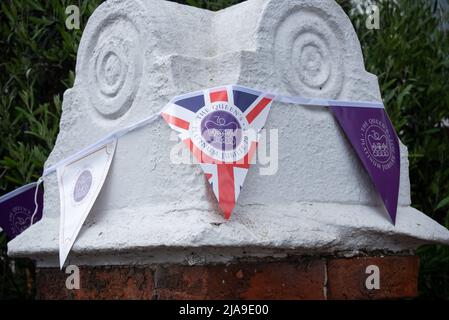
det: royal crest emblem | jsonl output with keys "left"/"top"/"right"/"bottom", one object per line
{"left": 361, "top": 118, "right": 396, "bottom": 171}
{"left": 73, "top": 169, "right": 93, "bottom": 203}
{"left": 9, "top": 206, "right": 32, "bottom": 236}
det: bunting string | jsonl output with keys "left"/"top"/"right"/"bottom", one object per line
{"left": 42, "top": 85, "right": 384, "bottom": 177}
{"left": 1, "top": 84, "right": 398, "bottom": 256}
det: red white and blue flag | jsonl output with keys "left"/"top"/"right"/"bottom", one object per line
{"left": 162, "top": 85, "right": 273, "bottom": 219}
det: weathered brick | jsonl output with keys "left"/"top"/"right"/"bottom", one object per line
{"left": 36, "top": 266, "right": 154, "bottom": 300}
{"left": 155, "top": 260, "right": 326, "bottom": 300}
{"left": 327, "top": 256, "right": 419, "bottom": 300}
{"left": 34, "top": 255, "right": 420, "bottom": 300}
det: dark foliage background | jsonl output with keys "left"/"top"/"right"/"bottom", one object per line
{"left": 0, "top": 0, "right": 448, "bottom": 299}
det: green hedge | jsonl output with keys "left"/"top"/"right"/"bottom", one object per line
{"left": 0, "top": 0, "right": 102, "bottom": 299}
{"left": 1, "top": 0, "right": 448, "bottom": 299}
{"left": 349, "top": 0, "right": 449, "bottom": 299}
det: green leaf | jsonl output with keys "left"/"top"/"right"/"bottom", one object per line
{"left": 436, "top": 196, "right": 449, "bottom": 210}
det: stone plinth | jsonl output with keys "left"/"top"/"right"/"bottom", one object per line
{"left": 7, "top": 0, "right": 449, "bottom": 299}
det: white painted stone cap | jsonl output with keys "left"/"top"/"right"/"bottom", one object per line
{"left": 8, "top": 0, "right": 449, "bottom": 267}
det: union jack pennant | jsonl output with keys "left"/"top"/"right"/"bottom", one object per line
{"left": 161, "top": 85, "right": 274, "bottom": 219}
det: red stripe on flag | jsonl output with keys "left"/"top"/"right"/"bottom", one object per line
{"left": 217, "top": 164, "right": 235, "bottom": 220}
{"left": 161, "top": 112, "right": 190, "bottom": 130}
{"left": 210, "top": 90, "right": 228, "bottom": 103}
{"left": 246, "top": 97, "right": 272, "bottom": 124}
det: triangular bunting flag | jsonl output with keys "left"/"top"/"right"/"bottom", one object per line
{"left": 0, "top": 182, "right": 44, "bottom": 240}
{"left": 58, "top": 139, "right": 117, "bottom": 268}
{"left": 330, "top": 105, "right": 400, "bottom": 224}
{"left": 162, "top": 86, "right": 273, "bottom": 219}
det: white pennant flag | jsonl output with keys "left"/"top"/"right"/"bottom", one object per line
{"left": 57, "top": 138, "right": 117, "bottom": 268}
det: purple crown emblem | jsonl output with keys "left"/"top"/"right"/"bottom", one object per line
{"left": 368, "top": 129, "right": 390, "bottom": 158}
{"left": 73, "top": 170, "right": 93, "bottom": 203}
{"left": 10, "top": 206, "right": 32, "bottom": 235}
{"left": 201, "top": 111, "right": 242, "bottom": 151}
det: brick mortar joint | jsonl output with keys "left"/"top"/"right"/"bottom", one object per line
{"left": 323, "top": 259, "right": 329, "bottom": 300}
{"left": 152, "top": 265, "right": 161, "bottom": 300}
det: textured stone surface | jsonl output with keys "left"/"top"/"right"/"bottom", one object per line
{"left": 327, "top": 256, "right": 419, "bottom": 300}
{"left": 8, "top": 0, "right": 449, "bottom": 266}
{"left": 35, "top": 256, "right": 419, "bottom": 300}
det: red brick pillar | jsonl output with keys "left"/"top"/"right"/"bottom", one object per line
{"left": 35, "top": 255, "right": 419, "bottom": 300}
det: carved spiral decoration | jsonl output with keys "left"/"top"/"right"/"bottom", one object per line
{"left": 274, "top": 8, "right": 344, "bottom": 99}
{"left": 78, "top": 7, "right": 144, "bottom": 119}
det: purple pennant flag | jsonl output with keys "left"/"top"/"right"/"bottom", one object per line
{"left": 0, "top": 182, "right": 43, "bottom": 240}
{"left": 330, "top": 106, "right": 400, "bottom": 224}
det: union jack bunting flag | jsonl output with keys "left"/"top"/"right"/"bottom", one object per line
{"left": 161, "top": 85, "right": 274, "bottom": 219}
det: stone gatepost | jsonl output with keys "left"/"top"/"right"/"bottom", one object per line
{"left": 8, "top": 0, "right": 449, "bottom": 299}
